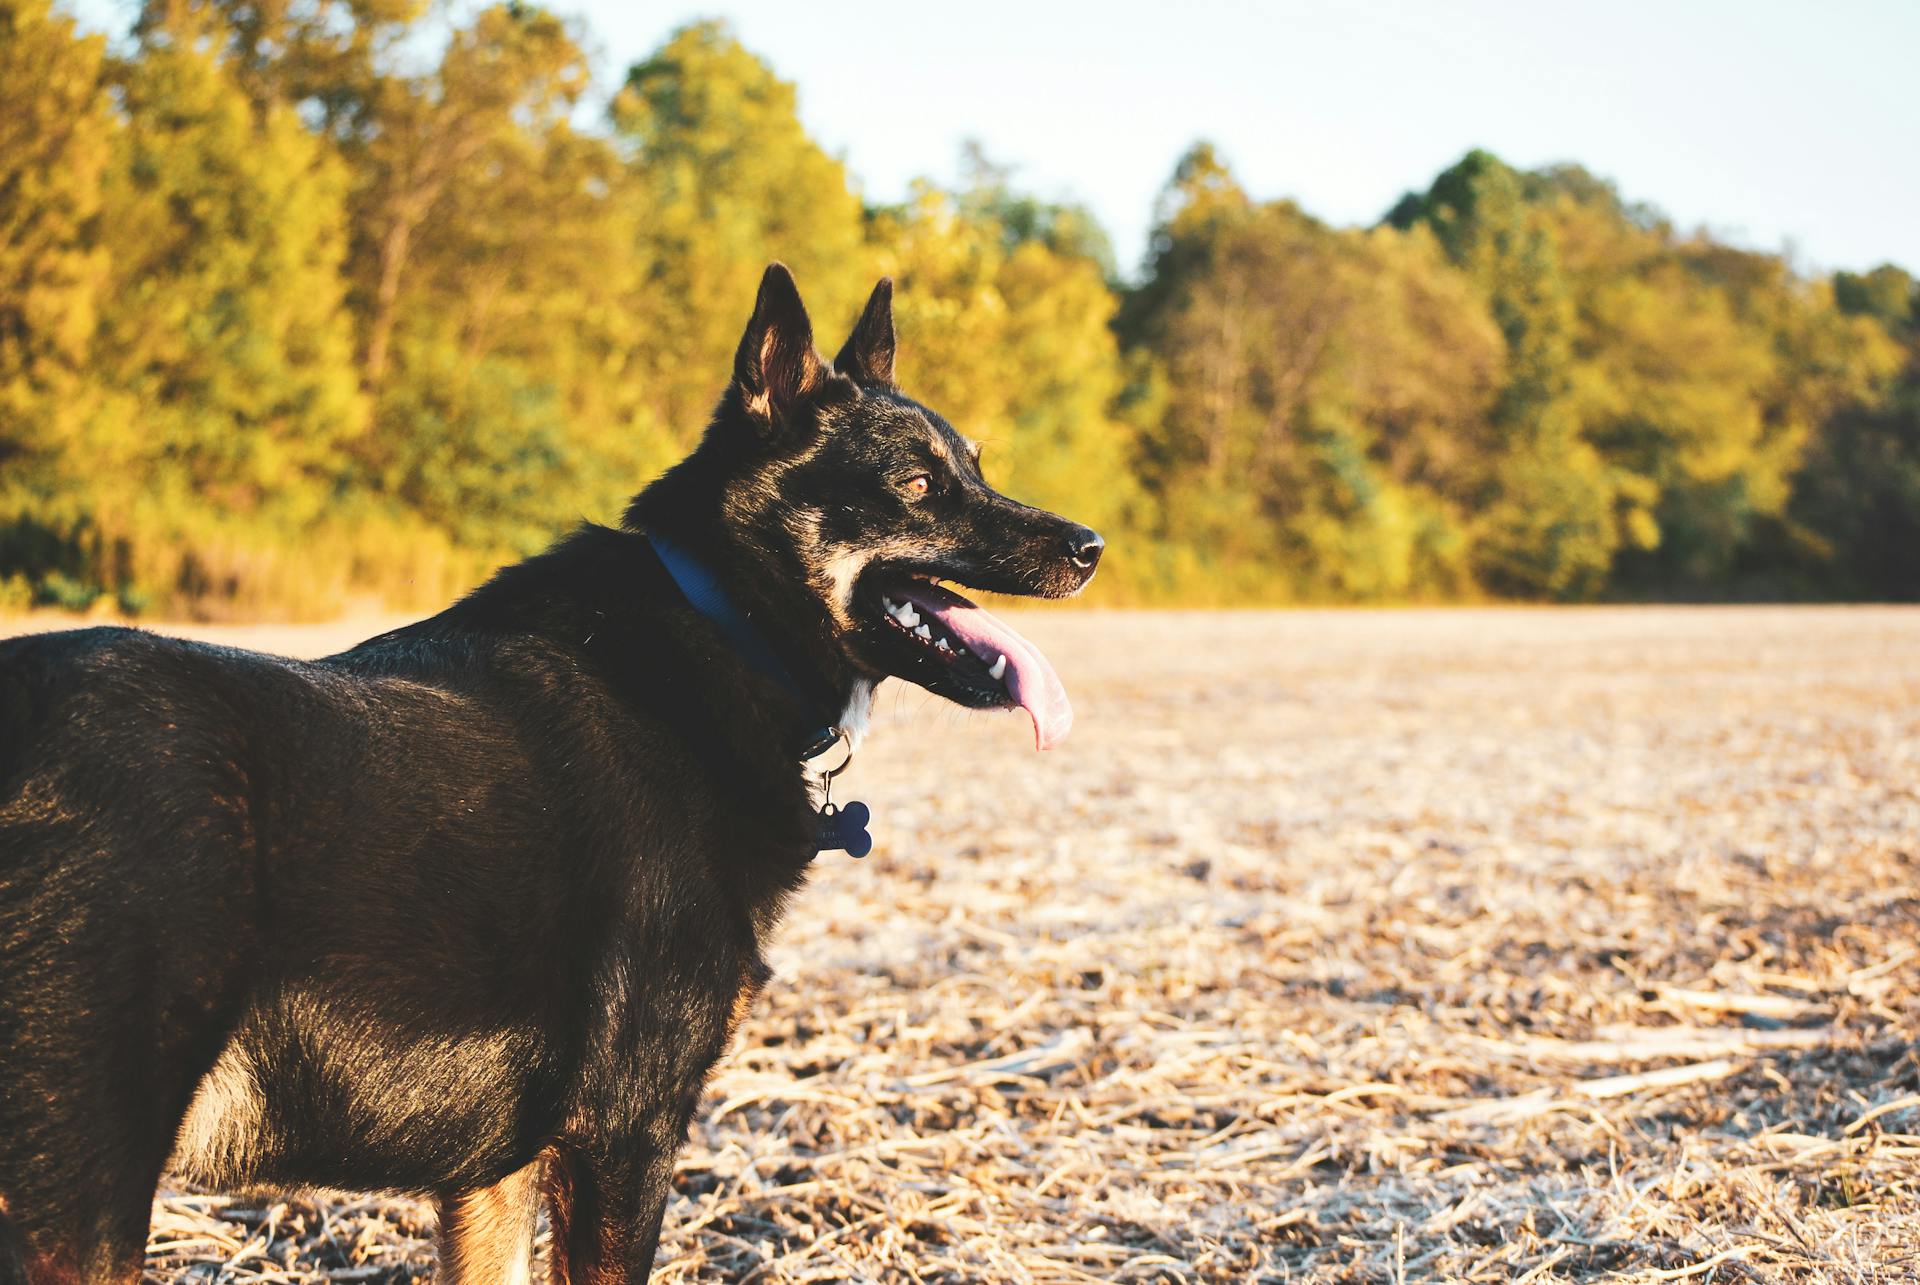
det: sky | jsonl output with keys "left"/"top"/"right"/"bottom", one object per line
{"left": 68, "top": 0, "right": 1920, "bottom": 282}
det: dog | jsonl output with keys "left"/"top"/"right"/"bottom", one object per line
{"left": 0, "top": 264, "right": 1103, "bottom": 1285}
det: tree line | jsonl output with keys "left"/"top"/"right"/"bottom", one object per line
{"left": 2, "top": 0, "right": 1916, "bottom": 616}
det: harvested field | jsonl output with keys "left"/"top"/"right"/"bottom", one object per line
{"left": 10, "top": 606, "right": 1920, "bottom": 1282}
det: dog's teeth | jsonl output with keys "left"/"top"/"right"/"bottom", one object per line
{"left": 914, "top": 624, "right": 932, "bottom": 640}
{"left": 882, "top": 596, "right": 897, "bottom": 612}
{"left": 988, "top": 654, "right": 1007, "bottom": 681}
{"left": 935, "top": 638, "right": 951, "bottom": 652}
{"left": 898, "top": 607, "right": 919, "bottom": 627}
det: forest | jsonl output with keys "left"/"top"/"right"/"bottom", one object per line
{"left": 3, "top": 0, "right": 1917, "bottom": 616}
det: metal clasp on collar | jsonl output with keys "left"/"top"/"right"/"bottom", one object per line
{"left": 797, "top": 724, "right": 846, "bottom": 765}
{"left": 802, "top": 725, "right": 853, "bottom": 817}
{"left": 799, "top": 726, "right": 853, "bottom": 781}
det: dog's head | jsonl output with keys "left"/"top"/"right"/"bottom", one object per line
{"left": 640, "top": 264, "right": 1103, "bottom": 748}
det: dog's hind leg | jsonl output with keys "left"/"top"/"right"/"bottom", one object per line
{"left": 0, "top": 1202, "right": 22, "bottom": 1285}
{"left": 436, "top": 1161, "right": 542, "bottom": 1285}
{"left": 0, "top": 1060, "right": 172, "bottom": 1285}
{"left": 0, "top": 821, "right": 249, "bottom": 1285}
{"left": 0, "top": 1192, "right": 150, "bottom": 1285}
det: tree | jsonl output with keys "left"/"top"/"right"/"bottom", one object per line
{"left": 7, "top": 6, "right": 1917, "bottom": 615}
{"left": 349, "top": 3, "right": 594, "bottom": 392}
{"left": 83, "top": 16, "right": 367, "bottom": 608}
{"left": 0, "top": 0, "right": 116, "bottom": 605}
{"left": 1790, "top": 266, "right": 1920, "bottom": 598}
{"left": 1833, "top": 264, "right": 1917, "bottom": 331}
{"left": 346, "top": 4, "right": 644, "bottom": 556}
{"left": 1390, "top": 150, "right": 1628, "bottom": 599}
{"left": 613, "top": 21, "right": 867, "bottom": 453}
{"left": 1391, "top": 154, "right": 1909, "bottom": 598}
{"left": 1120, "top": 145, "right": 1505, "bottom": 601}
{"left": 956, "top": 140, "right": 1117, "bottom": 280}
{"left": 136, "top": 0, "right": 419, "bottom": 129}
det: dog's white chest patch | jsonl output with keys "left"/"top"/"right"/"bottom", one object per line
{"left": 839, "top": 679, "right": 873, "bottom": 752}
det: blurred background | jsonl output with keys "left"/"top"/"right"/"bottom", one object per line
{"left": 3, "top": 0, "right": 1917, "bottom": 619}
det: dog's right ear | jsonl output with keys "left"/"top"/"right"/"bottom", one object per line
{"left": 733, "top": 263, "right": 828, "bottom": 429}
{"left": 833, "top": 278, "right": 896, "bottom": 389}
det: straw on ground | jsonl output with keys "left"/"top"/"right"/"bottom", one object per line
{"left": 9, "top": 605, "right": 1908, "bottom": 1283}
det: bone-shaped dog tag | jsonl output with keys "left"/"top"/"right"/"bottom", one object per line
{"left": 816, "top": 801, "right": 872, "bottom": 858}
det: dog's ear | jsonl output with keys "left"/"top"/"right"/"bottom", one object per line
{"left": 734, "top": 263, "right": 828, "bottom": 429}
{"left": 833, "top": 277, "right": 896, "bottom": 389}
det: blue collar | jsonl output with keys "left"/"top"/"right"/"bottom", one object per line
{"left": 646, "top": 530, "right": 843, "bottom": 762}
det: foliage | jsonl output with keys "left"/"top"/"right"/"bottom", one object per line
{"left": 0, "top": 6, "right": 1916, "bottom": 614}
{"left": 342, "top": 4, "right": 644, "bottom": 562}
{"left": 1790, "top": 268, "right": 1920, "bottom": 599}
{"left": 613, "top": 21, "right": 867, "bottom": 462}
{"left": 1120, "top": 145, "right": 1506, "bottom": 601}
{"left": 0, "top": 0, "right": 116, "bottom": 601}
{"left": 1382, "top": 151, "right": 1904, "bottom": 600}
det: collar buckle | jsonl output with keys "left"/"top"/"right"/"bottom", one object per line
{"left": 799, "top": 725, "right": 852, "bottom": 777}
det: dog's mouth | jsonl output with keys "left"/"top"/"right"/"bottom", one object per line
{"left": 859, "top": 573, "right": 1072, "bottom": 749}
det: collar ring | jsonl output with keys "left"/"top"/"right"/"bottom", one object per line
{"left": 801, "top": 726, "right": 853, "bottom": 779}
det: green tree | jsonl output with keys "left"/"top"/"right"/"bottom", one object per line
{"left": 136, "top": 0, "right": 419, "bottom": 128}
{"left": 7, "top": 4, "right": 1917, "bottom": 616}
{"left": 1121, "top": 145, "right": 1505, "bottom": 601}
{"left": 1390, "top": 150, "right": 1626, "bottom": 598}
{"left": 1833, "top": 264, "right": 1918, "bottom": 331}
{"left": 956, "top": 140, "right": 1118, "bottom": 280}
{"left": 349, "top": 3, "right": 592, "bottom": 393}
{"left": 614, "top": 21, "right": 867, "bottom": 454}
{"left": 1393, "top": 154, "right": 1906, "bottom": 597}
{"left": 85, "top": 16, "right": 367, "bottom": 608}
{"left": 347, "top": 4, "right": 643, "bottom": 558}
{"left": 1790, "top": 266, "right": 1920, "bottom": 598}
{"left": 0, "top": 0, "right": 117, "bottom": 606}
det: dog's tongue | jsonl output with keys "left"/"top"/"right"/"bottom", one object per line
{"left": 897, "top": 582, "right": 1072, "bottom": 750}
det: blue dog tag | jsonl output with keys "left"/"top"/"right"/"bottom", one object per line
{"left": 816, "top": 801, "right": 872, "bottom": 857}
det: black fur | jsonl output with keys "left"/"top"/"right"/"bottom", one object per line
{"left": 0, "top": 266, "right": 1101, "bottom": 1285}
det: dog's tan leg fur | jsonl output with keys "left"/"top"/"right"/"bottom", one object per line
{"left": 436, "top": 1161, "right": 541, "bottom": 1285}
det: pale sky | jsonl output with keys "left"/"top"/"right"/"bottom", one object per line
{"left": 68, "top": 0, "right": 1920, "bottom": 282}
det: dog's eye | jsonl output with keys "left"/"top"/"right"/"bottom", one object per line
{"left": 903, "top": 473, "right": 931, "bottom": 498}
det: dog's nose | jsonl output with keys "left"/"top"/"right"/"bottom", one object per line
{"left": 1066, "top": 526, "right": 1104, "bottom": 571}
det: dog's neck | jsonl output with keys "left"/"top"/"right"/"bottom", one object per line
{"left": 625, "top": 439, "right": 869, "bottom": 741}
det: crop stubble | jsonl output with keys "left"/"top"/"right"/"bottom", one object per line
{"left": 11, "top": 606, "right": 1914, "bottom": 1282}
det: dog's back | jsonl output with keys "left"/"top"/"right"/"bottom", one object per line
{"left": 0, "top": 625, "right": 534, "bottom": 1277}
{"left": 0, "top": 603, "right": 784, "bottom": 1283}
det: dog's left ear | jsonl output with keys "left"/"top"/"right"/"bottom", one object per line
{"left": 834, "top": 278, "right": 896, "bottom": 390}
{"left": 735, "top": 263, "right": 829, "bottom": 429}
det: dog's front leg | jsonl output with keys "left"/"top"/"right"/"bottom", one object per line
{"left": 436, "top": 1159, "right": 542, "bottom": 1285}
{"left": 542, "top": 1138, "right": 677, "bottom": 1285}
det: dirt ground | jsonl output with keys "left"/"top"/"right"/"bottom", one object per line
{"left": 9, "top": 606, "right": 1919, "bottom": 1282}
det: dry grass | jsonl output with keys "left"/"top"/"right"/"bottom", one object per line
{"left": 12, "top": 606, "right": 1920, "bottom": 1282}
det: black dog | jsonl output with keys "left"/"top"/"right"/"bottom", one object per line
{"left": 0, "top": 265, "right": 1102, "bottom": 1285}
